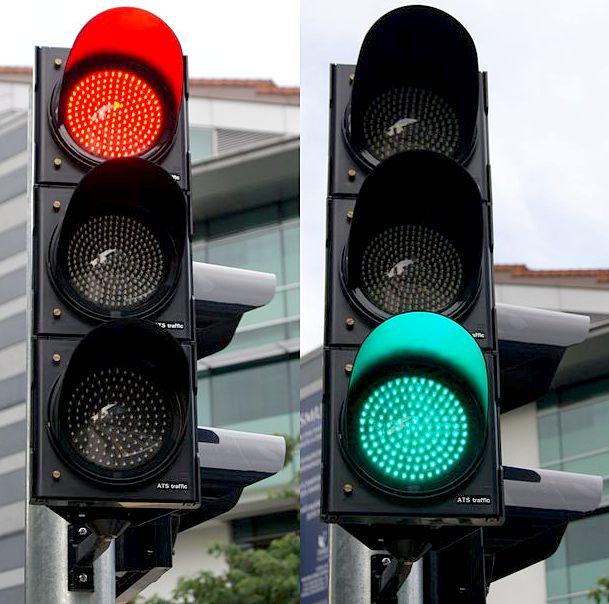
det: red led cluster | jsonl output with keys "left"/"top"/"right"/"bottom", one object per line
{"left": 65, "top": 70, "right": 163, "bottom": 159}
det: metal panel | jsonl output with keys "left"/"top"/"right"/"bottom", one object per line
{"left": 0, "top": 532, "right": 24, "bottom": 573}
{"left": 0, "top": 167, "right": 26, "bottom": 205}
{"left": 0, "top": 223, "right": 26, "bottom": 261}
{"left": 0, "top": 374, "right": 25, "bottom": 411}
{"left": 0, "top": 268, "right": 25, "bottom": 305}
{"left": 0, "top": 470, "right": 25, "bottom": 507}
{"left": 0, "top": 420, "right": 25, "bottom": 458}
{"left": 0, "top": 312, "right": 25, "bottom": 350}
{"left": 0, "top": 123, "right": 27, "bottom": 163}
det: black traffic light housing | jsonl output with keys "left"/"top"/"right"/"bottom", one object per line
{"left": 30, "top": 8, "right": 199, "bottom": 516}
{"left": 321, "top": 5, "right": 502, "bottom": 541}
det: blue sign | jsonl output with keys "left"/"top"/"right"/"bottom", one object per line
{"left": 300, "top": 388, "right": 329, "bottom": 604}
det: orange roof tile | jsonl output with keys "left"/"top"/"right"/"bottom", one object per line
{"left": 0, "top": 67, "right": 299, "bottom": 95}
{"left": 496, "top": 264, "right": 609, "bottom": 283}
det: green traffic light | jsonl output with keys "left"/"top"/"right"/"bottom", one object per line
{"left": 358, "top": 375, "right": 469, "bottom": 485}
{"left": 345, "top": 312, "right": 488, "bottom": 494}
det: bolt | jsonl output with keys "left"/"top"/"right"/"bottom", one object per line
{"left": 52, "top": 200, "right": 61, "bottom": 211}
{"left": 51, "top": 470, "right": 61, "bottom": 480}
{"left": 349, "top": 73, "right": 355, "bottom": 82}
{"left": 78, "top": 573, "right": 88, "bottom": 583}
{"left": 52, "top": 307, "right": 61, "bottom": 318}
{"left": 53, "top": 58, "right": 63, "bottom": 69}
{"left": 347, "top": 168, "right": 357, "bottom": 181}
{"left": 345, "top": 317, "right": 355, "bottom": 329}
{"left": 382, "top": 557, "right": 392, "bottom": 567}
{"left": 53, "top": 157, "right": 62, "bottom": 169}
{"left": 52, "top": 353, "right": 61, "bottom": 364}
{"left": 78, "top": 527, "right": 87, "bottom": 537}
{"left": 343, "top": 483, "right": 354, "bottom": 496}
{"left": 344, "top": 363, "right": 353, "bottom": 374}
{"left": 346, "top": 210, "right": 354, "bottom": 221}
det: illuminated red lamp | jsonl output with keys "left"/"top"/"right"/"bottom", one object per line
{"left": 56, "top": 7, "right": 183, "bottom": 163}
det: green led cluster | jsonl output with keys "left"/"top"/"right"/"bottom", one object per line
{"left": 357, "top": 374, "right": 469, "bottom": 485}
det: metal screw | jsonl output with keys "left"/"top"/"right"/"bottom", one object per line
{"left": 78, "top": 527, "right": 87, "bottom": 537}
{"left": 349, "top": 73, "right": 355, "bottom": 82}
{"left": 345, "top": 317, "right": 355, "bottom": 329}
{"left": 343, "top": 483, "right": 354, "bottom": 495}
{"left": 346, "top": 210, "right": 354, "bottom": 221}
{"left": 52, "top": 307, "right": 61, "bottom": 318}
{"left": 78, "top": 573, "right": 88, "bottom": 583}
{"left": 53, "top": 58, "right": 63, "bottom": 69}
{"left": 51, "top": 470, "right": 61, "bottom": 480}
{"left": 52, "top": 200, "right": 61, "bottom": 211}
{"left": 382, "top": 557, "right": 392, "bottom": 567}
{"left": 53, "top": 157, "right": 62, "bottom": 169}
{"left": 347, "top": 168, "right": 357, "bottom": 181}
{"left": 52, "top": 353, "right": 61, "bottom": 364}
{"left": 344, "top": 363, "right": 353, "bottom": 374}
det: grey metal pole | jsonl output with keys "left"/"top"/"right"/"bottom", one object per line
{"left": 25, "top": 505, "right": 116, "bottom": 603}
{"left": 328, "top": 525, "right": 372, "bottom": 604}
{"left": 328, "top": 525, "right": 424, "bottom": 604}
{"left": 398, "top": 560, "right": 424, "bottom": 604}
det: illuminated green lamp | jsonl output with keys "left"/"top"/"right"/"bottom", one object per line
{"left": 344, "top": 312, "right": 488, "bottom": 496}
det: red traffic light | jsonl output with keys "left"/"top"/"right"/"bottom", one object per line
{"left": 57, "top": 7, "right": 183, "bottom": 162}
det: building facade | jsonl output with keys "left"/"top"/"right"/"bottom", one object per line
{"left": 0, "top": 68, "right": 299, "bottom": 602}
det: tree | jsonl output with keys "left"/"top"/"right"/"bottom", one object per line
{"left": 590, "top": 578, "right": 609, "bottom": 603}
{"left": 140, "top": 532, "right": 299, "bottom": 604}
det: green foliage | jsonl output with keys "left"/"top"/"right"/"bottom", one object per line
{"left": 590, "top": 577, "right": 609, "bottom": 603}
{"left": 139, "top": 532, "right": 299, "bottom": 604}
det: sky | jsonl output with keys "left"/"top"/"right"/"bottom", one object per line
{"left": 0, "top": 0, "right": 299, "bottom": 85}
{"left": 301, "top": 0, "right": 609, "bottom": 354}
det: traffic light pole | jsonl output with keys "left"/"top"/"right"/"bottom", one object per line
{"left": 328, "top": 526, "right": 424, "bottom": 604}
{"left": 25, "top": 502, "right": 116, "bottom": 602}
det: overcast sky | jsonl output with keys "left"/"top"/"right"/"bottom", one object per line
{"left": 0, "top": 0, "right": 298, "bottom": 85}
{"left": 301, "top": 0, "right": 609, "bottom": 354}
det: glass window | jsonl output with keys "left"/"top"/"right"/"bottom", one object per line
{"left": 539, "top": 379, "right": 609, "bottom": 602}
{"left": 282, "top": 221, "right": 299, "bottom": 285}
{"left": 198, "top": 356, "right": 299, "bottom": 435}
{"left": 208, "top": 227, "right": 283, "bottom": 280}
{"left": 286, "top": 287, "right": 299, "bottom": 317}
{"left": 538, "top": 411, "right": 561, "bottom": 465}
{"left": 191, "top": 200, "right": 299, "bottom": 356}
{"left": 190, "top": 126, "right": 215, "bottom": 162}
{"left": 560, "top": 395, "right": 609, "bottom": 459}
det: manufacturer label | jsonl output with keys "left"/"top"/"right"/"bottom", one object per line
{"left": 455, "top": 495, "right": 491, "bottom": 505}
{"left": 156, "top": 321, "right": 185, "bottom": 330}
{"left": 156, "top": 481, "right": 189, "bottom": 491}
{"left": 471, "top": 331, "right": 486, "bottom": 340}
{"left": 171, "top": 173, "right": 181, "bottom": 181}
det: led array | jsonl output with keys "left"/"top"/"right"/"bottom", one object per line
{"left": 65, "top": 69, "right": 163, "bottom": 158}
{"left": 363, "top": 87, "right": 459, "bottom": 160}
{"left": 361, "top": 224, "right": 463, "bottom": 314}
{"left": 66, "top": 367, "right": 171, "bottom": 471}
{"left": 67, "top": 214, "right": 165, "bottom": 310}
{"left": 357, "top": 375, "right": 469, "bottom": 485}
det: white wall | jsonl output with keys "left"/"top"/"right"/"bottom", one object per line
{"left": 496, "top": 283, "right": 609, "bottom": 315}
{"left": 189, "top": 96, "right": 299, "bottom": 134}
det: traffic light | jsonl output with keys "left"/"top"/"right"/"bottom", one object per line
{"left": 30, "top": 8, "right": 198, "bottom": 518}
{"left": 321, "top": 5, "right": 502, "bottom": 547}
